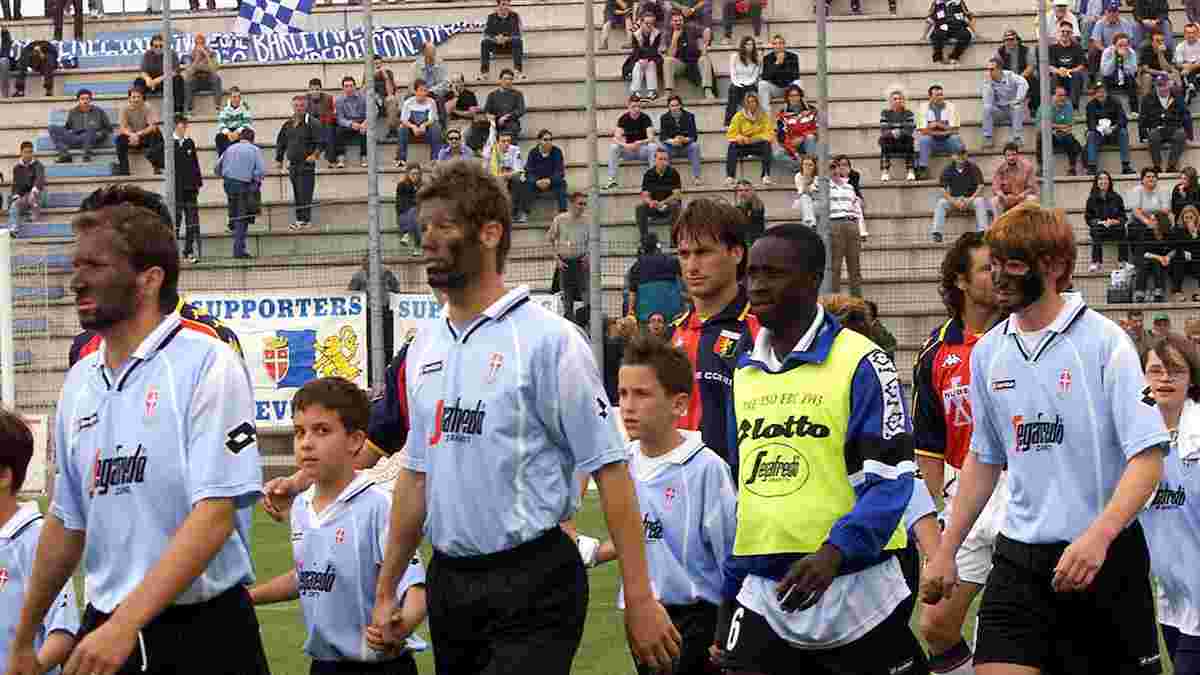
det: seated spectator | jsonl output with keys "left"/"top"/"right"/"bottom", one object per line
{"left": 1140, "top": 74, "right": 1187, "bottom": 172}
{"left": 915, "top": 84, "right": 961, "bottom": 181}
{"left": 931, "top": 145, "right": 988, "bottom": 242}
{"left": 991, "top": 142, "right": 1038, "bottom": 215}
{"left": 625, "top": 232, "right": 683, "bottom": 323}
{"left": 1077, "top": 0, "right": 1105, "bottom": 51}
{"left": 526, "top": 129, "right": 568, "bottom": 213}
{"left": 304, "top": 79, "right": 336, "bottom": 156}
{"left": 1133, "top": 0, "right": 1173, "bottom": 53}
{"left": 1174, "top": 167, "right": 1200, "bottom": 221}
{"left": 12, "top": 39, "right": 56, "bottom": 98}
{"left": 465, "top": 109, "right": 493, "bottom": 155}
{"left": 436, "top": 128, "right": 475, "bottom": 161}
{"left": 333, "top": 76, "right": 368, "bottom": 168}
{"left": 793, "top": 154, "right": 818, "bottom": 226}
{"left": 213, "top": 127, "right": 266, "bottom": 259}
{"left": 775, "top": 85, "right": 818, "bottom": 175}
{"left": 1127, "top": 166, "right": 1169, "bottom": 249}
{"left": 484, "top": 68, "right": 526, "bottom": 139}
{"left": 483, "top": 129, "right": 533, "bottom": 223}
{"left": 274, "top": 95, "right": 324, "bottom": 231}
{"left": 1036, "top": 84, "right": 1083, "bottom": 176}
{"left": 1178, "top": 23, "right": 1200, "bottom": 105}
{"left": 548, "top": 192, "right": 591, "bottom": 321}
{"left": 1085, "top": 81, "right": 1133, "bottom": 176}
{"left": 758, "top": 34, "right": 800, "bottom": 115}
{"left": 635, "top": 0, "right": 665, "bottom": 26}
{"left": 1170, "top": 204, "right": 1200, "bottom": 299}
{"left": 445, "top": 73, "right": 480, "bottom": 126}
{"left": 996, "top": 29, "right": 1038, "bottom": 113}
{"left": 135, "top": 33, "right": 184, "bottom": 114}
{"left": 410, "top": 42, "right": 451, "bottom": 119}
{"left": 981, "top": 56, "right": 1029, "bottom": 148}
{"left": 1041, "top": 0, "right": 1080, "bottom": 42}
{"left": 113, "top": 87, "right": 165, "bottom": 176}
{"left": 1137, "top": 29, "right": 1179, "bottom": 99}
{"left": 1088, "top": 0, "right": 1136, "bottom": 75}
{"left": 625, "top": 11, "right": 664, "bottom": 100}
{"left": 183, "top": 32, "right": 222, "bottom": 114}
{"left": 1086, "top": 170, "right": 1128, "bottom": 270}
{"left": 818, "top": 156, "right": 867, "bottom": 297}
{"left": 1048, "top": 20, "right": 1088, "bottom": 108}
{"left": 726, "top": 36, "right": 761, "bottom": 125}
{"left": 659, "top": 95, "right": 702, "bottom": 185}
{"left": 725, "top": 91, "right": 773, "bottom": 185}
{"left": 480, "top": 0, "right": 525, "bottom": 80}
{"left": 663, "top": 9, "right": 716, "bottom": 100}
{"left": 1101, "top": 32, "right": 1139, "bottom": 114}
{"left": 722, "top": 0, "right": 764, "bottom": 41}
{"left": 599, "top": 0, "right": 632, "bottom": 49}
{"left": 733, "top": 178, "right": 766, "bottom": 247}
{"left": 669, "top": 0, "right": 712, "bottom": 32}
{"left": 216, "top": 86, "right": 253, "bottom": 157}
{"left": 396, "top": 79, "right": 443, "bottom": 169}
{"left": 1135, "top": 210, "right": 1175, "bottom": 302}
{"left": 369, "top": 60, "right": 400, "bottom": 136}
{"left": 395, "top": 164, "right": 424, "bottom": 254}
{"left": 50, "top": 89, "right": 112, "bottom": 164}
{"left": 927, "top": 0, "right": 975, "bottom": 65}
{"left": 637, "top": 147, "right": 683, "bottom": 240}
{"left": 7, "top": 141, "right": 44, "bottom": 234}
{"left": 606, "top": 96, "right": 658, "bottom": 189}
{"left": 878, "top": 87, "right": 916, "bottom": 182}
{"left": 172, "top": 115, "right": 203, "bottom": 264}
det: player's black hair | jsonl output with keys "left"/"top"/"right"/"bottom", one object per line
{"left": 0, "top": 407, "right": 33, "bottom": 495}
{"left": 293, "top": 377, "right": 371, "bottom": 434}
{"left": 940, "top": 231, "right": 988, "bottom": 317}
{"left": 760, "top": 224, "right": 826, "bottom": 282}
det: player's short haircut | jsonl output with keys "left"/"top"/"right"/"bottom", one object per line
{"left": 0, "top": 407, "right": 34, "bottom": 495}
{"left": 621, "top": 334, "right": 693, "bottom": 397}
{"left": 18, "top": 141, "right": 32, "bottom": 151}
{"left": 292, "top": 377, "right": 371, "bottom": 434}
{"left": 820, "top": 293, "right": 870, "bottom": 335}
{"left": 671, "top": 198, "right": 749, "bottom": 274}
{"left": 416, "top": 159, "right": 513, "bottom": 272}
{"left": 986, "top": 201, "right": 1077, "bottom": 292}
{"left": 761, "top": 224, "right": 826, "bottom": 284}
{"left": 940, "top": 231, "right": 988, "bottom": 317}
{"left": 1140, "top": 333, "right": 1200, "bottom": 402}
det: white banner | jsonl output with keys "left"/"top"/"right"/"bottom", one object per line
{"left": 389, "top": 292, "right": 561, "bottom": 346}
{"left": 19, "top": 414, "right": 48, "bottom": 497}
{"left": 185, "top": 291, "right": 368, "bottom": 428}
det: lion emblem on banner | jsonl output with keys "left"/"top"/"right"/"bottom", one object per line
{"left": 314, "top": 325, "right": 362, "bottom": 381}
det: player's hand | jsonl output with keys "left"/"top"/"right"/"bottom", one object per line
{"left": 559, "top": 518, "right": 579, "bottom": 542}
{"left": 776, "top": 543, "right": 842, "bottom": 612}
{"left": 63, "top": 617, "right": 138, "bottom": 675}
{"left": 921, "top": 550, "right": 959, "bottom": 604}
{"left": 262, "top": 476, "right": 298, "bottom": 522}
{"left": 5, "top": 641, "right": 44, "bottom": 675}
{"left": 1053, "top": 528, "right": 1110, "bottom": 592}
{"left": 366, "top": 595, "right": 400, "bottom": 652}
{"left": 625, "top": 596, "right": 681, "bottom": 673}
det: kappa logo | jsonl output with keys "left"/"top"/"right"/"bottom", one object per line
{"left": 941, "top": 353, "right": 961, "bottom": 368}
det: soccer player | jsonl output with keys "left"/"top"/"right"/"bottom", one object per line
{"left": 924, "top": 202, "right": 1169, "bottom": 675}
{"left": 669, "top": 198, "right": 761, "bottom": 468}
{"left": 578, "top": 335, "right": 737, "bottom": 675}
{"left": 911, "top": 231, "right": 1002, "bottom": 675}
{"left": 368, "top": 160, "right": 680, "bottom": 674}
{"left": 7, "top": 198, "right": 268, "bottom": 675}
{"left": 717, "top": 224, "right": 927, "bottom": 675}
{"left": 0, "top": 409, "right": 79, "bottom": 675}
{"left": 250, "top": 377, "right": 428, "bottom": 675}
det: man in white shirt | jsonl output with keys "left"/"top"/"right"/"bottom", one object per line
{"left": 1177, "top": 22, "right": 1200, "bottom": 105}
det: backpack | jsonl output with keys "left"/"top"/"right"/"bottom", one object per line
{"left": 1106, "top": 265, "right": 1135, "bottom": 304}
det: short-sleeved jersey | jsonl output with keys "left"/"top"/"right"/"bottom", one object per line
{"left": 52, "top": 312, "right": 263, "bottom": 613}
{"left": 912, "top": 317, "right": 980, "bottom": 470}
{"left": 68, "top": 299, "right": 244, "bottom": 368}
{"left": 400, "top": 286, "right": 626, "bottom": 557}
{"left": 0, "top": 503, "right": 80, "bottom": 675}
{"left": 291, "top": 475, "right": 427, "bottom": 662}
{"left": 969, "top": 294, "right": 1170, "bottom": 544}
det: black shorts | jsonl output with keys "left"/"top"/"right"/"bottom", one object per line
{"left": 635, "top": 601, "right": 719, "bottom": 675}
{"left": 310, "top": 653, "right": 418, "bottom": 675}
{"left": 974, "top": 521, "right": 1162, "bottom": 674}
{"left": 719, "top": 594, "right": 929, "bottom": 675}
{"left": 78, "top": 585, "right": 270, "bottom": 675}
{"left": 426, "top": 528, "right": 588, "bottom": 675}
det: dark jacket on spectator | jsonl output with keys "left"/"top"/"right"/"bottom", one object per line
{"left": 395, "top": 178, "right": 420, "bottom": 215}
{"left": 659, "top": 109, "right": 698, "bottom": 144}
{"left": 736, "top": 195, "right": 766, "bottom": 244}
{"left": 10, "top": 159, "right": 45, "bottom": 197}
{"left": 64, "top": 105, "right": 112, "bottom": 134}
{"left": 1, "top": 29, "right": 11, "bottom": 62}
{"left": 1137, "top": 223, "right": 1178, "bottom": 259}
{"left": 483, "top": 88, "right": 527, "bottom": 127}
{"left": 1086, "top": 95, "right": 1128, "bottom": 132}
{"left": 525, "top": 144, "right": 565, "bottom": 180}
{"left": 18, "top": 40, "right": 57, "bottom": 72}
{"left": 307, "top": 91, "right": 337, "bottom": 126}
{"left": 1173, "top": 183, "right": 1200, "bottom": 221}
{"left": 1133, "top": 0, "right": 1169, "bottom": 22}
{"left": 1139, "top": 91, "right": 1188, "bottom": 133}
{"left": 171, "top": 136, "right": 202, "bottom": 197}
{"left": 274, "top": 112, "right": 325, "bottom": 165}
{"left": 484, "top": 11, "right": 522, "bottom": 38}
{"left": 1086, "top": 188, "right": 1126, "bottom": 228}
{"left": 760, "top": 51, "right": 800, "bottom": 88}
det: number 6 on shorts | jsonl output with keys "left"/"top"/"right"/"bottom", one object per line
{"left": 726, "top": 607, "right": 744, "bottom": 651}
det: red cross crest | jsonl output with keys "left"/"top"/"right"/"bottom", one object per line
{"left": 1058, "top": 369, "right": 1072, "bottom": 395}
{"left": 664, "top": 487, "right": 676, "bottom": 506}
{"left": 488, "top": 352, "right": 504, "bottom": 383}
{"left": 145, "top": 386, "right": 159, "bottom": 418}
{"left": 0, "top": 567, "right": 9, "bottom": 590}
{"left": 335, "top": 528, "right": 345, "bottom": 544}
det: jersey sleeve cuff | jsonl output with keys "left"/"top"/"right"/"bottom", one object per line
{"left": 50, "top": 504, "right": 85, "bottom": 532}
{"left": 400, "top": 452, "right": 427, "bottom": 473}
{"left": 971, "top": 447, "right": 1007, "bottom": 465}
{"left": 191, "top": 482, "right": 265, "bottom": 507}
{"left": 574, "top": 447, "right": 629, "bottom": 476}
{"left": 914, "top": 449, "right": 946, "bottom": 460}
{"left": 1123, "top": 432, "right": 1173, "bottom": 460}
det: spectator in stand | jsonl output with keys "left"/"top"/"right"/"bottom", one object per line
{"left": 483, "top": 129, "right": 533, "bottom": 222}
{"left": 549, "top": 192, "right": 591, "bottom": 322}
{"left": 931, "top": 145, "right": 988, "bottom": 242}
{"left": 1134, "top": 210, "right": 1176, "bottom": 302}
{"left": 669, "top": 0, "right": 712, "bottom": 34}
{"left": 981, "top": 56, "right": 1029, "bottom": 148}
{"left": 1133, "top": 0, "right": 1173, "bottom": 53}
{"left": 1089, "top": 0, "right": 1136, "bottom": 75}
{"left": 637, "top": 147, "right": 683, "bottom": 240}
{"left": 793, "top": 154, "right": 818, "bottom": 226}
{"left": 1049, "top": 20, "right": 1088, "bottom": 108}
{"left": 1, "top": 0, "right": 21, "bottom": 20}
{"left": 864, "top": 299, "right": 897, "bottom": 362}
{"left": 113, "top": 87, "right": 165, "bottom": 176}
{"left": 991, "top": 141, "right": 1038, "bottom": 215}
{"left": 396, "top": 79, "right": 443, "bottom": 169}
{"left": 758, "top": 34, "right": 800, "bottom": 115}
{"left": 410, "top": 42, "right": 451, "bottom": 122}
{"left": 646, "top": 312, "right": 668, "bottom": 338}
{"left": 996, "top": 29, "right": 1038, "bottom": 113}
{"left": 480, "top": 0, "right": 525, "bottom": 80}
{"left": 1140, "top": 74, "right": 1188, "bottom": 173}
{"left": 1101, "top": 32, "right": 1140, "bottom": 114}
{"left": 7, "top": 140, "right": 43, "bottom": 234}
{"left": 465, "top": 110, "right": 492, "bottom": 156}
{"left": 663, "top": 9, "right": 716, "bottom": 100}
{"left": 214, "top": 127, "right": 266, "bottom": 259}
{"left": 305, "top": 78, "right": 336, "bottom": 156}
{"left": 725, "top": 90, "right": 773, "bottom": 185}
{"left": 733, "top": 178, "right": 766, "bottom": 247}
{"left": 526, "top": 129, "right": 568, "bottom": 213}
{"left": 12, "top": 40, "right": 56, "bottom": 97}
{"left": 1085, "top": 81, "right": 1134, "bottom": 175}
{"left": 183, "top": 32, "right": 223, "bottom": 114}
{"left": 445, "top": 73, "right": 480, "bottom": 126}
{"left": 879, "top": 87, "right": 916, "bottom": 182}
{"left": 721, "top": 0, "right": 764, "bottom": 43}
{"left": 915, "top": 84, "right": 962, "bottom": 181}
{"left": 820, "top": 156, "right": 868, "bottom": 296}
{"left": 0, "top": 28, "right": 9, "bottom": 97}
{"left": 775, "top": 85, "right": 818, "bottom": 175}
{"left": 49, "top": 89, "right": 111, "bottom": 164}
{"left": 1178, "top": 23, "right": 1200, "bottom": 105}
{"left": 1036, "top": 83, "right": 1083, "bottom": 176}
{"left": 726, "top": 36, "right": 761, "bottom": 125}
{"left": 50, "top": 0, "right": 81, "bottom": 40}
{"left": 483, "top": 68, "right": 526, "bottom": 139}
{"left": 927, "top": 0, "right": 975, "bottom": 65}
{"left": 395, "top": 164, "right": 424, "bottom": 255}
{"left": 369, "top": 60, "right": 400, "bottom": 137}
{"left": 1077, "top": 0, "right": 1105, "bottom": 50}
{"left": 660, "top": 95, "right": 702, "bottom": 185}
{"left": 1041, "top": 0, "right": 1081, "bottom": 40}
{"left": 275, "top": 95, "right": 324, "bottom": 231}
{"left": 599, "top": 0, "right": 632, "bottom": 49}
{"left": 1170, "top": 204, "right": 1200, "bottom": 299}
{"left": 172, "top": 115, "right": 203, "bottom": 264}
{"left": 436, "top": 128, "right": 475, "bottom": 161}
{"left": 625, "top": 232, "right": 683, "bottom": 323}
{"left": 135, "top": 34, "right": 184, "bottom": 114}
{"left": 216, "top": 86, "right": 252, "bottom": 157}
{"left": 347, "top": 254, "right": 402, "bottom": 362}
{"left": 333, "top": 75, "right": 368, "bottom": 169}
{"left": 1174, "top": 167, "right": 1200, "bottom": 221}
{"left": 626, "top": 11, "right": 664, "bottom": 100}
{"left": 1138, "top": 29, "right": 1179, "bottom": 99}
{"left": 1127, "top": 166, "right": 1170, "bottom": 250}
{"left": 1086, "top": 170, "right": 1128, "bottom": 270}
{"left": 840, "top": 154, "right": 865, "bottom": 200}
{"left": 606, "top": 95, "right": 658, "bottom": 189}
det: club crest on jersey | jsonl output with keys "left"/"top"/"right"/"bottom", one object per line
{"left": 1057, "top": 369, "right": 1072, "bottom": 397}
{"left": 144, "top": 386, "right": 159, "bottom": 418}
{"left": 487, "top": 352, "right": 504, "bottom": 383}
{"left": 664, "top": 487, "right": 676, "bottom": 507}
{"left": 713, "top": 330, "right": 741, "bottom": 358}
{"left": 335, "top": 528, "right": 345, "bottom": 544}
{"left": 0, "top": 567, "right": 8, "bottom": 591}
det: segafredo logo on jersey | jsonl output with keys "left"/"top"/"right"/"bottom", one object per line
{"left": 297, "top": 563, "right": 337, "bottom": 595}
{"left": 428, "top": 398, "right": 487, "bottom": 445}
{"left": 90, "top": 444, "right": 148, "bottom": 497}
{"left": 1149, "top": 482, "right": 1187, "bottom": 509}
{"left": 1011, "top": 413, "right": 1065, "bottom": 453}
{"left": 742, "top": 443, "right": 812, "bottom": 498}
{"left": 642, "top": 513, "right": 665, "bottom": 542}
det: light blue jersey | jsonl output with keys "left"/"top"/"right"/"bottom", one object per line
{"left": 0, "top": 503, "right": 79, "bottom": 675}
{"left": 291, "top": 474, "right": 427, "bottom": 662}
{"left": 969, "top": 294, "right": 1170, "bottom": 544}
{"left": 617, "top": 431, "right": 736, "bottom": 609}
{"left": 52, "top": 313, "right": 263, "bottom": 613}
{"left": 401, "top": 286, "right": 627, "bottom": 557}
{"left": 905, "top": 478, "right": 937, "bottom": 534}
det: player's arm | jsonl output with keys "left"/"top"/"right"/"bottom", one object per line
{"left": 370, "top": 468, "right": 427, "bottom": 649}
{"left": 35, "top": 572, "right": 79, "bottom": 670}
{"left": 911, "top": 337, "right": 948, "bottom": 503}
{"left": 904, "top": 479, "right": 942, "bottom": 558}
{"left": 389, "top": 584, "right": 427, "bottom": 640}
{"left": 10, "top": 518, "right": 84, "bottom": 664}
{"left": 249, "top": 570, "right": 300, "bottom": 605}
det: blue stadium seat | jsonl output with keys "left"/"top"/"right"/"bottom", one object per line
{"left": 47, "top": 106, "right": 119, "bottom": 126}
{"left": 13, "top": 350, "right": 32, "bottom": 367}
{"left": 45, "top": 163, "right": 117, "bottom": 179}
{"left": 19, "top": 223, "right": 72, "bottom": 239}
{"left": 63, "top": 81, "right": 133, "bottom": 97}
{"left": 12, "top": 254, "right": 71, "bottom": 271}
{"left": 13, "top": 318, "right": 48, "bottom": 335}
{"left": 43, "top": 192, "right": 87, "bottom": 209}
{"left": 14, "top": 286, "right": 66, "bottom": 301}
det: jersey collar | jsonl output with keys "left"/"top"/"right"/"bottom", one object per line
{"left": 679, "top": 287, "right": 752, "bottom": 329}
{"left": 1002, "top": 292, "right": 1087, "bottom": 337}
{"left": 446, "top": 285, "right": 531, "bottom": 342}
{"left": 96, "top": 313, "right": 184, "bottom": 391}
{"left": 301, "top": 473, "right": 379, "bottom": 522}
{"left": 0, "top": 502, "right": 41, "bottom": 540}
{"left": 741, "top": 305, "right": 839, "bottom": 371}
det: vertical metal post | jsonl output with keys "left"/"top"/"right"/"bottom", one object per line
{"left": 0, "top": 230, "right": 13, "bottom": 412}
{"left": 815, "top": 0, "right": 832, "bottom": 294}
{"left": 585, "top": 0, "right": 603, "bottom": 365}
{"left": 364, "top": 2, "right": 385, "bottom": 385}
{"left": 162, "top": 1, "right": 176, "bottom": 221}
{"left": 1037, "top": 0, "right": 1054, "bottom": 206}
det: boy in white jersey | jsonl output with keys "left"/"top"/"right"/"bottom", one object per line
{"left": 0, "top": 410, "right": 79, "bottom": 675}
{"left": 251, "top": 378, "right": 427, "bottom": 675}
{"left": 580, "top": 335, "right": 737, "bottom": 675}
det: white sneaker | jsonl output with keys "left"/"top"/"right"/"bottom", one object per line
{"left": 761, "top": 176, "right": 773, "bottom": 185}
{"left": 1089, "top": 262, "right": 1100, "bottom": 273}
{"left": 880, "top": 170, "right": 891, "bottom": 182}
{"left": 906, "top": 169, "right": 916, "bottom": 181}
{"left": 725, "top": 176, "right": 736, "bottom": 186}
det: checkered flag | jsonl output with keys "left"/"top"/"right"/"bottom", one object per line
{"left": 234, "top": 0, "right": 316, "bottom": 35}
